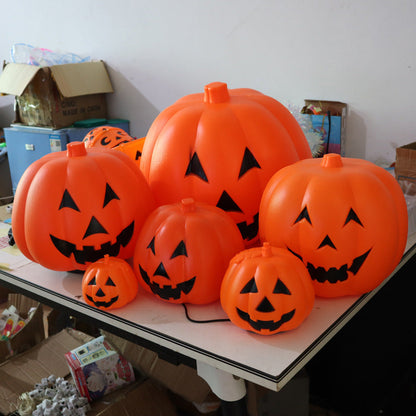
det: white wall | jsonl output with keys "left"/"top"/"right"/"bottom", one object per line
{"left": 0, "top": 0, "right": 415, "bottom": 164}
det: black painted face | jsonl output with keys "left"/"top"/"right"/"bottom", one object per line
{"left": 289, "top": 206, "right": 371, "bottom": 284}
{"left": 138, "top": 238, "right": 196, "bottom": 301}
{"left": 185, "top": 147, "right": 261, "bottom": 242}
{"left": 50, "top": 183, "right": 135, "bottom": 265}
{"left": 85, "top": 275, "right": 119, "bottom": 308}
{"left": 236, "top": 276, "right": 296, "bottom": 332}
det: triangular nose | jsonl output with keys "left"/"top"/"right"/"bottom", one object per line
{"left": 256, "top": 297, "right": 275, "bottom": 313}
{"left": 318, "top": 235, "right": 336, "bottom": 249}
{"left": 83, "top": 216, "right": 109, "bottom": 239}
{"left": 95, "top": 288, "right": 105, "bottom": 297}
{"left": 216, "top": 191, "right": 243, "bottom": 213}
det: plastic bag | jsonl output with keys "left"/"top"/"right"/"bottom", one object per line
{"left": 10, "top": 43, "right": 90, "bottom": 66}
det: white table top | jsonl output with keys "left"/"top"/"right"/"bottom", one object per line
{"left": 1, "top": 221, "right": 415, "bottom": 392}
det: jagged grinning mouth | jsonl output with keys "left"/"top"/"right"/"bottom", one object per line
{"left": 288, "top": 247, "right": 371, "bottom": 284}
{"left": 237, "top": 213, "right": 259, "bottom": 241}
{"left": 236, "top": 308, "right": 296, "bottom": 332}
{"left": 86, "top": 295, "right": 119, "bottom": 308}
{"left": 139, "top": 265, "right": 196, "bottom": 300}
{"left": 50, "top": 221, "right": 134, "bottom": 265}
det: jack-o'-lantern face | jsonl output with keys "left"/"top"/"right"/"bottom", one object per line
{"left": 140, "top": 82, "right": 311, "bottom": 246}
{"left": 259, "top": 154, "right": 408, "bottom": 297}
{"left": 133, "top": 199, "right": 245, "bottom": 304}
{"left": 220, "top": 244, "right": 315, "bottom": 335}
{"left": 12, "top": 142, "right": 155, "bottom": 271}
{"left": 82, "top": 255, "right": 138, "bottom": 310}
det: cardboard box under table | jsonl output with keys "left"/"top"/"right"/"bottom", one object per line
{"left": 0, "top": 61, "right": 114, "bottom": 129}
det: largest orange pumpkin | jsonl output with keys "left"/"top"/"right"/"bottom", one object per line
{"left": 140, "top": 82, "right": 311, "bottom": 246}
{"left": 12, "top": 142, "right": 155, "bottom": 271}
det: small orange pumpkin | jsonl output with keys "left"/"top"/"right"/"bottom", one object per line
{"left": 12, "top": 142, "right": 155, "bottom": 271}
{"left": 133, "top": 198, "right": 245, "bottom": 304}
{"left": 259, "top": 154, "right": 408, "bottom": 297}
{"left": 117, "top": 137, "right": 146, "bottom": 168}
{"left": 220, "top": 243, "right": 315, "bottom": 335}
{"left": 83, "top": 126, "right": 134, "bottom": 149}
{"left": 140, "top": 82, "right": 311, "bottom": 246}
{"left": 82, "top": 255, "right": 138, "bottom": 310}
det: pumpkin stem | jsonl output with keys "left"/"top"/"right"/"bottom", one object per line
{"left": 321, "top": 153, "right": 343, "bottom": 168}
{"left": 181, "top": 198, "right": 196, "bottom": 213}
{"left": 67, "top": 141, "right": 87, "bottom": 157}
{"left": 204, "top": 82, "right": 230, "bottom": 104}
{"left": 261, "top": 242, "right": 273, "bottom": 257}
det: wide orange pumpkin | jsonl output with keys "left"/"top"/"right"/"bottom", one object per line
{"left": 140, "top": 82, "right": 311, "bottom": 246}
{"left": 220, "top": 242, "right": 315, "bottom": 335}
{"left": 259, "top": 154, "right": 408, "bottom": 297}
{"left": 133, "top": 198, "right": 245, "bottom": 304}
{"left": 82, "top": 255, "right": 138, "bottom": 310}
{"left": 12, "top": 142, "right": 155, "bottom": 271}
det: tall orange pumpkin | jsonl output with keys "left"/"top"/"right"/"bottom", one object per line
{"left": 140, "top": 82, "right": 311, "bottom": 246}
{"left": 133, "top": 198, "right": 245, "bottom": 304}
{"left": 12, "top": 142, "right": 155, "bottom": 271}
{"left": 259, "top": 154, "right": 408, "bottom": 297}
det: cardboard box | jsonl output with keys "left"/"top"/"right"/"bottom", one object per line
{"left": 101, "top": 330, "right": 213, "bottom": 404}
{"left": 396, "top": 142, "right": 416, "bottom": 195}
{"left": 0, "top": 328, "right": 92, "bottom": 415}
{"left": 88, "top": 379, "right": 178, "bottom": 416}
{"left": 0, "top": 292, "right": 44, "bottom": 362}
{"left": 302, "top": 100, "right": 347, "bottom": 157}
{"left": 65, "top": 335, "right": 135, "bottom": 402}
{"left": 0, "top": 61, "right": 114, "bottom": 129}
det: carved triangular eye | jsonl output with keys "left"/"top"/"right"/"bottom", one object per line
{"left": 147, "top": 237, "right": 156, "bottom": 255}
{"left": 105, "top": 277, "right": 116, "bottom": 286}
{"left": 59, "top": 189, "right": 80, "bottom": 211}
{"left": 185, "top": 152, "right": 208, "bottom": 182}
{"left": 239, "top": 148, "right": 261, "bottom": 178}
{"left": 240, "top": 277, "right": 258, "bottom": 294}
{"left": 171, "top": 241, "right": 188, "bottom": 259}
{"left": 344, "top": 208, "right": 363, "bottom": 227}
{"left": 88, "top": 276, "right": 97, "bottom": 285}
{"left": 103, "top": 183, "right": 120, "bottom": 207}
{"left": 273, "top": 279, "right": 291, "bottom": 295}
{"left": 293, "top": 206, "right": 312, "bottom": 225}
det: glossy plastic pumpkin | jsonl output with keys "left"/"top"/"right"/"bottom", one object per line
{"left": 83, "top": 126, "right": 134, "bottom": 149}
{"left": 117, "top": 137, "right": 146, "bottom": 168}
{"left": 82, "top": 255, "right": 138, "bottom": 310}
{"left": 259, "top": 154, "right": 408, "bottom": 297}
{"left": 12, "top": 142, "right": 156, "bottom": 271}
{"left": 220, "top": 242, "right": 315, "bottom": 335}
{"left": 140, "top": 82, "right": 311, "bottom": 246}
{"left": 133, "top": 198, "right": 245, "bottom": 304}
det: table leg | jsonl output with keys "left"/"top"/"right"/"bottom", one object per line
{"left": 196, "top": 361, "right": 248, "bottom": 415}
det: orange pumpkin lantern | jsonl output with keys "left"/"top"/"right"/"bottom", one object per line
{"left": 259, "top": 154, "right": 408, "bottom": 297}
{"left": 220, "top": 242, "right": 315, "bottom": 335}
{"left": 12, "top": 142, "right": 155, "bottom": 271}
{"left": 117, "top": 137, "right": 146, "bottom": 168}
{"left": 82, "top": 255, "right": 138, "bottom": 310}
{"left": 140, "top": 82, "right": 311, "bottom": 246}
{"left": 83, "top": 126, "right": 134, "bottom": 149}
{"left": 133, "top": 198, "right": 245, "bottom": 304}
